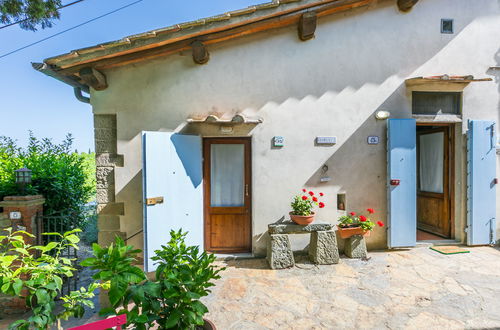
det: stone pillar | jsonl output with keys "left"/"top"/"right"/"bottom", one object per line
{"left": 0, "top": 195, "right": 45, "bottom": 316}
{"left": 267, "top": 234, "right": 294, "bottom": 269}
{"left": 309, "top": 230, "right": 340, "bottom": 264}
{"left": 0, "top": 195, "right": 45, "bottom": 244}
{"left": 94, "top": 114, "right": 126, "bottom": 247}
{"left": 344, "top": 235, "right": 368, "bottom": 259}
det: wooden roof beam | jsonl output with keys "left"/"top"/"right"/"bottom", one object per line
{"left": 397, "top": 0, "right": 419, "bottom": 12}
{"left": 192, "top": 41, "right": 210, "bottom": 64}
{"left": 79, "top": 67, "right": 108, "bottom": 91}
{"left": 298, "top": 11, "right": 317, "bottom": 41}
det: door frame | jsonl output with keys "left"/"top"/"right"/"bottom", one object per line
{"left": 416, "top": 123, "right": 455, "bottom": 239}
{"left": 202, "top": 137, "right": 252, "bottom": 253}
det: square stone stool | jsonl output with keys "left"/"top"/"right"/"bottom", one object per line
{"left": 267, "top": 234, "right": 294, "bottom": 269}
{"left": 309, "top": 230, "right": 340, "bottom": 264}
{"left": 344, "top": 234, "right": 367, "bottom": 258}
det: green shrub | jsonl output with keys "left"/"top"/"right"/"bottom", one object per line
{"left": 0, "top": 132, "right": 96, "bottom": 227}
{"left": 82, "top": 230, "right": 224, "bottom": 329}
{"left": 0, "top": 228, "right": 102, "bottom": 330}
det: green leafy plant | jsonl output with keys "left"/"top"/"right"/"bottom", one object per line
{"left": 82, "top": 229, "right": 224, "bottom": 329}
{"left": 338, "top": 208, "right": 384, "bottom": 231}
{"left": 0, "top": 133, "right": 95, "bottom": 229}
{"left": 291, "top": 189, "right": 326, "bottom": 216}
{"left": 0, "top": 228, "right": 100, "bottom": 329}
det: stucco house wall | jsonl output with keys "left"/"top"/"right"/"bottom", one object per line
{"left": 90, "top": 0, "right": 500, "bottom": 255}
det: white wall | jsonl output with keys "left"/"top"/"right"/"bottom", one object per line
{"left": 91, "top": 0, "right": 500, "bottom": 254}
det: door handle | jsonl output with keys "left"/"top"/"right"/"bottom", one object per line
{"left": 245, "top": 184, "right": 249, "bottom": 197}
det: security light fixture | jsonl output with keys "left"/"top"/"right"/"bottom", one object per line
{"left": 441, "top": 19, "right": 454, "bottom": 34}
{"left": 15, "top": 168, "right": 32, "bottom": 194}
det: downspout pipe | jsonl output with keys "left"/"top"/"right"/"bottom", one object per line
{"left": 31, "top": 62, "right": 91, "bottom": 104}
{"left": 73, "top": 87, "right": 90, "bottom": 104}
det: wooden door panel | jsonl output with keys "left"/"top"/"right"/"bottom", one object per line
{"left": 204, "top": 138, "right": 252, "bottom": 253}
{"left": 417, "top": 195, "right": 447, "bottom": 236}
{"left": 210, "top": 214, "right": 251, "bottom": 251}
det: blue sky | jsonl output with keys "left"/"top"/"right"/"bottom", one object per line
{"left": 0, "top": 0, "right": 258, "bottom": 152}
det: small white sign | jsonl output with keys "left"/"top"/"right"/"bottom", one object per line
{"left": 273, "top": 136, "right": 284, "bottom": 147}
{"left": 9, "top": 211, "right": 21, "bottom": 220}
{"left": 316, "top": 136, "right": 337, "bottom": 145}
{"left": 367, "top": 136, "right": 380, "bottom": 145}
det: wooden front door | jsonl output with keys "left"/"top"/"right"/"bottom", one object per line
{"left": 417, "top": 126, "right": 452, "bottom": 238}
{"left": 203, "top": 138, "right": 251, "bottom": 253}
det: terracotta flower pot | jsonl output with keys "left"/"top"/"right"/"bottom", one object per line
{"left": 198, "top": 318, "right": 216, "bottom": 330}
{"left": 290, "top": 212, "right": 315, "bottom": 225}
{"left": 337, "top": 225, "right": 371, "bottom": 239}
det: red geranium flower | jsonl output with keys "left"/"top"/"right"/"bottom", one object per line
{"left": 302, "top": 195, "right": 308, "bottom": 200}
{"left": 318, "top": 202, "right": 325, "bottom": 208}
{"left": 309, "top": 191, "right": 314, "bottom": 196}
{"left": 367, "top": 208, "right": 375, "bottom": 214}
{"left": 377, "top": 221, "right": 384, "bottom": 227}
{"left": 312, "top": 196, "right": 318, "bottom": 202}
{"left": 349, "top": 212, "right": 356, "bottom": 216}
{"left": 302, "top": 189, "right": 307, "bottom": 192}
{"left": 359, "top": 215, "right": 367, "bottom": 222}
{"left": 319, "top": 192, "right": 324, "bottom": 196}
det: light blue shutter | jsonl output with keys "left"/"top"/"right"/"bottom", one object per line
{"left": 387, "top": 119, "right": 416, "bottom": 248}
{"left": 142, "top": 132, "right": 203, "bottom": 272}
{"left": 467, "top": 120, "right": 496, "bottom": 245}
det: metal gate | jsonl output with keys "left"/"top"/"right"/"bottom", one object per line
{"left": 37, "top": 210, "right": 79, "bottom": 297}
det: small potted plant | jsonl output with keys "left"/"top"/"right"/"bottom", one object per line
{"left": 290, "top": 189, "right": 326, "bottom": 225}
{"left": 337, "top": 208, "right": 384, "bottom": 238}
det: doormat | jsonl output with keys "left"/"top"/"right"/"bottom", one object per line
{"left": 430, "top": 246, "right": 470, "bottom": 255}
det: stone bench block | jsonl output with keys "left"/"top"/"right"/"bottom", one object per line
{"left": 344, "top": 234, "right": 367, "bottom": 259}
{"left": 309, "top": 230, "right": 340, "bottom": 265}
{"left": 267, "top": 234, "right": 294, "bottom": 269}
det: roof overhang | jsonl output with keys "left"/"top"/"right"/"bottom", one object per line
{"left": 34, "top": 0, "right": 381, "bottom": 91}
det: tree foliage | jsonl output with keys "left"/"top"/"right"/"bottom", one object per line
{"left": 0, "top": 0, "right": 62, "bottom": 31}
{"left": 0, "top": 132, "right": 95, "bottom": 220}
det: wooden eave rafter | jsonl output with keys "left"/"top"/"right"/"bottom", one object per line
{"left": 49, "top": 0, "right": 374, "bottom": 78}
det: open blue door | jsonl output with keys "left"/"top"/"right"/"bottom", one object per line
{"left": 467, "top": 120, "right": 496, "bottom": 245}
{"left": 142, "top": 132, "right": 203, "bottom": 272}
{"left": 387, "top": 119, "right": 416, "bottom": 248}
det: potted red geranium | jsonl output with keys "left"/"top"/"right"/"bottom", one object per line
{"left": 337, "top": 208, "right": 384, "bottom": 238}
{"left": 290, "top": 189, "right": 326, "bottom": 225}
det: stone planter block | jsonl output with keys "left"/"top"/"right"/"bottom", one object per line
{"left": 344, "top": 234, "right": 367, "bottom": 258}
{"left": 309, "top": 230, "right": 340, "bottom": 264}
{"left": 267, "top": 234, "right": 294, "bottom": 269}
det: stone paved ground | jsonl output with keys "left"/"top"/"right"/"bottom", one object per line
{"left": 202, "top": 246, "right": 500, "bottom": 329}
{"left": 1, "top": 246, "right": 499, "bottom": 329}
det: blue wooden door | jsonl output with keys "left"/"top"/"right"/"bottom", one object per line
{"left": 467, "top": 120, "right": 497, "bottom": 245}
{"left": 142, "top": 132, "right": 203, "bottom": 272}
{"left": 387, "top": 119, "right": 417, "bottom": 248}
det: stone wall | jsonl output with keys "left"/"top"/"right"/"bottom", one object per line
{"left": 94, "top": 114, "right": 126, "bottom": 247}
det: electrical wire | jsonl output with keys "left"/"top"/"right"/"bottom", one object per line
{"left": 0, "top": 0, "right": 144, "bottom": 60}
{"left": 0, "top": 0, "right": 86, "bottom": 30}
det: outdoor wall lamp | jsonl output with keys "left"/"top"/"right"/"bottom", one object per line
{"left": 15, "top": 167, "right": 32, "bottom": 193}
{"left": 375, "top": 110, "right": 391, "bottom": 120}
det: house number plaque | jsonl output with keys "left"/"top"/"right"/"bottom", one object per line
{"left": 367, "top": 136, "right": 379, "bottom": 145}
